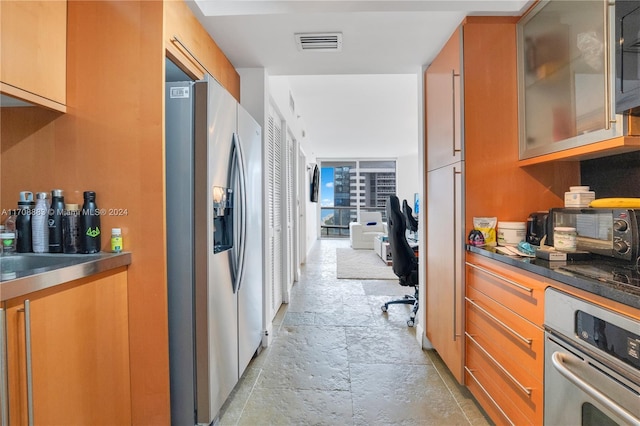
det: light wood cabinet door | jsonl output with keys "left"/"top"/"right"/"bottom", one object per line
{"left": 426, "top": 162, "right": 464, "bottom": 383}
{"left": 5, "top": 268, "right": 131, "bottom": 425}
{"left": 426, "top": 27, "right": 462, "bottom": 171}
{"left": 0, "top": 0, "right": 67, "bottom": 111}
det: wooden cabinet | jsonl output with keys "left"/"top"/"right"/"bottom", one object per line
{"left": 164, "top": 0, "right": 240, "bottom": 101}
{"left": 426, "top": 162, "right": 464, "bottom": 382}
{"left": 465, "top": 253, "right": 545, "bottom": 425}
{"left": 425, "top": 26, "right": 465, "bottom": 383}
{"left": 427, "top": 18, "right": 531, "bottom": 385}
{"left": 425, "top": 15, "right": 578, "bottom": 399}
{"left": 0, "top": 0, "right": 67, "bottom": 112}
{"left": 426, "top": 27, "right": 462, "bottom": 171}
{"left": 2, "top": 268, "right": 131, "bottom": 425}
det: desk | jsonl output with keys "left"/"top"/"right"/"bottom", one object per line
{"left": 374, "top": 236, "right": 419, "bottom": 265}
{"left": 374, "top": 235, "right": 392, "bottom": 265}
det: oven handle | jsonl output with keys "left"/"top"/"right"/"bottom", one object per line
{"left": 551, "top": 351, "right": 640, "bottom": 425}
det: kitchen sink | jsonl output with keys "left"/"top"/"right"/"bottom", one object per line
{"left": 0, "top": 251, "right": 131, "bottom": 301}
{"left": 0, "top": 253, "right": 101, "bottom": 278}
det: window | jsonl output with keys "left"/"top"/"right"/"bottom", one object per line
{"left": 319, "top": 160, "right": 396, "bottom": 237}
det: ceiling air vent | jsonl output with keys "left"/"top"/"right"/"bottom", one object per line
{"left": 295, "top": 33, "right": 343, "bottom": 52}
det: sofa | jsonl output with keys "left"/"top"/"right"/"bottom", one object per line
{"left": 349, "top": 212, "right": 387, "bottom": 249}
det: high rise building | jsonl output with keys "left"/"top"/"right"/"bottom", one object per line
{"left": 320, "top": 160, "right": 396, "bottom": 234}
{"left": 349, "top": 161, "right": 396, "bottom": 220}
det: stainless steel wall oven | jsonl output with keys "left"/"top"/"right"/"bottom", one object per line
{"left": 544, "top": 288, "right": 640, "bottom": 425}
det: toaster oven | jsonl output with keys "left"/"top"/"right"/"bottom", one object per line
{"left": 547, "top": 208, "right": 640, "bottom": 262}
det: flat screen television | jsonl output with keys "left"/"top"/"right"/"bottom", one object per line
{"left": 310, "top": 164, "right": 319, "bottom": 203}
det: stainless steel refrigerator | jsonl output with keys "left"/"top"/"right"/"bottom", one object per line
{"left": 165, "top": 75, "right": 264, "bottom": 425}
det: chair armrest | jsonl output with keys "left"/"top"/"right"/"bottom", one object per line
{"left": 349, "top": 222, "right": 364, "bottom": 236}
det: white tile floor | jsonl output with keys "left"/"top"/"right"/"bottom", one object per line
{"left": 218, "top": 239, "right": 490, "bottom": 425}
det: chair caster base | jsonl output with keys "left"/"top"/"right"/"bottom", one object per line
{"left": 407, "top": 319, "right": 415, "bottom": 327}
{"left": 381, "top": 304, "right": 388, "bottom": 312}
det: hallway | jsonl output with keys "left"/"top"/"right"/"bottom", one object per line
{"left": 218, "top": 239, "right": 489, "bottom": 425}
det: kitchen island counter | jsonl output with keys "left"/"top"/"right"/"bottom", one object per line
{"left": 467, "top": 245, "right": 640, "bottom": 309}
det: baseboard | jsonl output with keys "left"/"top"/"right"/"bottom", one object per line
{"left": 262, "top": 322, "right": 274, "bottom": 347}
{"left": 416, "top": 323, "right": 434, "bottom": 350}
{"left": 415, "top": 323, "right": 424, "bottom": 346}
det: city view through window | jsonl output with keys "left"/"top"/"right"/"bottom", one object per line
{"left": 320, "top": 160, "right": 396, "bottom": 237}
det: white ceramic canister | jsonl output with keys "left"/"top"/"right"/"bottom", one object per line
{"left": 554, "top": 227, "right": 577, "bottom": 252}
{"left": 497, "top": 221, "right": 527, "bottom": 246}
{"left": 564, "top": 186, "right": 595, "bottom": 208}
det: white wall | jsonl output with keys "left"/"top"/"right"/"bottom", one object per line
{"left": 238, "top": 71, "right": 420, "bottom": 258}
{"left": 237, "top": 68, "right": 270, "bottom": 266}
{"left": 238, "top": 68, "right": 268, "bottom": 126}
{"left": 396, "top": 153, "right": 420, "bottom": 210}
{"left": 281, "top": 73, "right": 421, "bottom": 210}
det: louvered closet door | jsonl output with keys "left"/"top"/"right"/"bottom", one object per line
{"left": 285, "top": 132, "right": 296, "bottom": 298}
{"left": 297, "top": 150, "right": 307, "bottom": 266}
{"left": 267, "top": 107, "right": 284, "bottom": 321}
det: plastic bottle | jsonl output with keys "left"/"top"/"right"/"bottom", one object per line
{"left": 62, "top": 203, "right": 81, "bottom": 254}
{"left": 16, "top": 191, "right": 34, "bottom": 253}
{"left": 32, "top": 192, "right": 50, "bottom": 253}
{"left": 110, "top": 228, "right": 123, "bottom": 253}
{"left": 5, "top": 210, "right": 18, "bottom": 234}
{"left": 80, "top": 191, "right": 101, "bottom": 253}
{"left": 1, "top": 210, "right": 18, "bottom": 255}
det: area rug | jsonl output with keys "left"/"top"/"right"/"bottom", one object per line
{"left": 336, "top": 248, "right": 397, "bottom": 280}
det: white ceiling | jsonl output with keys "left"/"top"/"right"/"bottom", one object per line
{"left": 187, "top": 0, "right": 532, "bottom": 157}
{"left": 278, "top": 74, "right": 421, "bottom": 158}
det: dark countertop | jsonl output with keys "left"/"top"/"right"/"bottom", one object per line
{"left": 467, "top": 245, "right": 640, "bottom": 309}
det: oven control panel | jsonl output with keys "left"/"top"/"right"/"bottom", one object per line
{"left": 577, "top": 310, "right": 640, "bottom": 370}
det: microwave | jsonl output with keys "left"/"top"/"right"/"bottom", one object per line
{"left": 616, "top": 0, "right": 640, "bottom": 115}
{"left": 547, "top": 208, "right": 640, "bottom": 262}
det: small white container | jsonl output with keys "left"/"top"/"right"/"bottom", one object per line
{"left": 564, "top": 185, "right": 595, "bottom": 208}
{"left": 554, "top": 227, "right": 577, "bottom": 252}
{"left": 0, "top": 232, "right": 16, "bottom": 254}
{"left": 497, "top": 221, "right": 526, "bottom": 246}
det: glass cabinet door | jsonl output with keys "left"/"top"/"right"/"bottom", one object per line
{"left": 518, "top": 0, "right": 620, "bottom": 159}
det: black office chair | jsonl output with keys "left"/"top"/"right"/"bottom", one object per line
{"left": 381, "top": 195, "right": 419, "bottom": 327}
{"left": 402, "top": 199, "right": 418, "bottom": 233}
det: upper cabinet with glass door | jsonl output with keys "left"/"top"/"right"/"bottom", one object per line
{"left": 517, "top": 0, "right": 636, "bottom": 161}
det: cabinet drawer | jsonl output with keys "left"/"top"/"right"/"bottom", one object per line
{"left": 466, "top": 286, "right": 544, "bottom": 382}
{"left": 466, "top": 334, "right": 544, "bottom": 425}
{"left": 466, "top": 333, "right": 543, "bottom": 426}
{"left": 465, "top": 365, "right": 518, "bottom": 426}
{"left": 466, "top": 253, "right": 545, "bottom": 325}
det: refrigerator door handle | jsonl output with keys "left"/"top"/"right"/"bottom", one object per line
{"left": 230, "top": 145, "right": 240, "bottom": 287}
{"left": 231, "top": 132, "right": 248, "bottom": 293}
